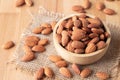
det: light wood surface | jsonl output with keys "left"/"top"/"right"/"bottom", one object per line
{"left": 0, "top": 0, "right": 120, "bottom": 80}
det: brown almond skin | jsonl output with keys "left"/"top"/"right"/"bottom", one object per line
{"left": 2, "top": 41, "right": 15, "bottom": 49}
{"left": 41, "top": 23, "right": 51, "bottom": 28}
{"left": 103, "top": 8, "right": 116, "bottom": 15}
{"left": 25, "top": 36, "right": 40, "bottom": 47}
{"left": 25, "top": 0, "right": 33, "bottom": 7}
{"left": 55, "top": 60, "right": 67, "bottom": 68}
{"left": 88, "top": 37, "right": 99, "bottom": 44}
{"left": 66, "top": 41, "right": 74, "bottom": 52}
{"left": 85, "top": 43, "right": 96, "bottom": 53}
{"left": 56, "top": 34, "right": 62, "bottom": 44}
{"left": 80, "top": 68, "right": 92, "bottom": 78}
{"left": 32, "top": 45, "right": 46, "bottom": 52}
{"left": 41, "top": 27, "right": 52, "bottom": 35}
{"left": 38, "top": 39, "right": 49, "bottom": 46}
{"left": 97, "top": 41, "right": 106, "bottom": 50}
{"left": 72, "top": 16, "right": 78, "bottom": 21}
{"left": 65, "top": 19, "right": 73, "bottom": 29}
{"left": 59, "top": 67, "right": 72, "bottom": 78}
{"left": 57, "top": 24, "right": 64, "bottom": 34}
{"left": 16, "top": 0, "right": 25, "bottom": 7}
{"left": 34, "top": 68, "right": 44, "bottom": 80}
{"left": 96, "top": 72, "right": 109, "bottom": 80}
{"left": 48, "top": 55, "right": 62, "bottom": 63}
{"left": 82, "top": 0, "right": 91, "bottom": 9}
{"left": 71, "top": 41, "right": 85, "bottom": 49}
{"left": 32, "top": 27, "right": 44, "bottom": 34}
{"left": 100, "top": 34, "right": 105, "bottom": 40}
{"left": 96, "top": 2, "right": 105, "bottom": 10}
{"left": 44, "top": 67, "right": 54, "bottom": 78}
{"left": 21, "top": 51, "right": 35, "bottom": 62}
{"left": 79, "top": 18, "right": 89, "bottom": 27}
{"left": 91, "top": 28, "right": 104, "bottom": 34}
{"left": 74, "top": 20, "right": 81, "bottom": 27}
{"left": 74, "top": 49, "right": 84, "bottom": 54}
{"left": 72, "top": 63, "right": 81, "bottom": 74}
{"left": 104, "top": 32, "right": 110, "bottom": 38}
{"left": 89, "top": 33, "right": 99, "bottom": 38}
{"left": 23, "top": 45, "right": 32, "bottom": 53}
{"left": 61, "top": 30, "right": 69, "bottom": 46}
{"left": 87, "top": 23, "right": 101, "bottom": 28}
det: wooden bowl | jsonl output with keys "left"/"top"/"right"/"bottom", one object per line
{"left": 53, "top": 13, "right": 111, "bottom": 65}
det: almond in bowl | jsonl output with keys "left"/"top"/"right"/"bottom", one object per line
{"left": 53, "top": 13, "right": 111, "bottom": 65}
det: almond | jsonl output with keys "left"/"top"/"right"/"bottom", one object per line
{"left": 50, "top": 21, "right": 57, "bottom": 30}
{"left": 21, "top": 51, "right": 35, "bottom": 62}
{"left": 82, "top": 27, "right": 91, "bottom": 33}
{"left": 87, "top": 23, "right": 101, "bottom": 28}
{"left": 73, "top": 20, "right": 81, "bottom": 27}
{"left": 48, "top": 55, "right": 62, "bottom": 63}
{"left": 61, "top": 30, "right": 69, "bottom": 46}
{"left": 41, "top": 23, "right": 51, "bottom": 28}
{"left": 25, "top": 0, "right": 33, "bottom": 7}
{"left": 55, "top": 60, "right": 67, "bottom": 68}
{"left": 100, "top": 34, "right": 105, "bottom": 40}
{"left": 81, "top": 36, "right": 89, "bottom": 42}
{"left": 96, "top": 2, "right": 105, "bottom": 10}
{"left": 59, "top": 67, "right": 72, "bottom": 78}
{"left": 44, "top": 67, "right": 54, "bottom": 78}
{"left": 79, "top": 18, "right": 89, "bottom": 27}
{"left": 89, "top": 33, "right": 99, "bottom": 38}
{"left": 34, "top": 68, "right": 44, "bottom": 80}
{"left": 15, "top": 0, "right": 25, "bottom": 7}
{"left": 41, "top": 27, "right": 52, "bottom": 35}
{"left": 56, "top": 34, "right": 62, "bottom": 43}
{"left": 32, "top": 45, "right": 46, "bottom": 52}
{"left": 71, "top": 41, "right": 85, "bottom": 49}
{"left": 85, "top": 43, "right": 96, "bottom": 53}
{"left": 25, "top": 36, "right": 40, "bottom": 47}
{"left": 79, "top": 13, "right": 87, "bottom": 18}
{"left": 82, "top": 0, "right": 91, "bottom": 9}
{"left": 72, "top": 5, "right": 85, "bottom": 13}
{"left": 71, "top": 28, "right": 86, "bottom": 40}
{"left": 80, "top": 68, "right": 92, "bottom": 78}
{"left": 38, "top": 39, "right": 49, "bottom": 46}
{"left": 65, "top": 19, "right": 73, "bottom": 29}
{"left": 97, "top": 41, "right": 106, "bottom": 50}
{"left": 87, "top": 18, "right": 102, "bottom": 26}
{"left": 2, "top": 41, "right": 15, "bottom": 49}
{"left": 88, "top": 37, "right": 99, "bottom": 44}
{"left": 91, "top": 28, "right": 104, "bottom": 34}
{"left": 66, "top": 41, "right": 74, "bottom": 52}
{"left": 72, "top": 63, "right": 81, "bottom": 74}
{"left": 96, "top": 72, "right": 109, "bottom": 80}
{"left": 57, "top": 24, "right": 64, "bottom": 34}
{"left": 103, "top": 8, "right": 116, "bottom": 15}
{"left": 105, "top": 32, "right": 110, "bottom": 38}
{"left": 74, "top": 49, "right": 84, "bottom": 54}
{"left": 32, "top": 27, "right": 44, "bottom": 34}
{"left": 72, "top": 16, "right": 78, "bottom": 21}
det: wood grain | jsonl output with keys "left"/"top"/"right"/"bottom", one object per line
{"left": 0, "top": 0, "right": 120, "bottom": 80}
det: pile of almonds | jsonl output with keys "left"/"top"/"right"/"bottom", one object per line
{"left": 16, "top": 0, "right": 33, "bottom": 7}
{"left": 21, "top": 21, "right": 57, "bottom": 62}
{"left": 34, "top": 54, "right": 109, "bottom": 80}
{"left": 72, "top": 0, "right": 116, "bottom": 15}
{"left": 56, "top": 14, "right": 110, "bottom": 54}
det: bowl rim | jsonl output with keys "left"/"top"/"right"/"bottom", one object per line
{"left": 53, "top": 13, "right": 111, "bottom": 57}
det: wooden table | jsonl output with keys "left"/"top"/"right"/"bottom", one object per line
{"left": 0, "top": 0, "right": 120, "bottom": 80}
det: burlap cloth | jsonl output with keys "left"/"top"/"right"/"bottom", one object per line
{"left": 9, "top": 7, "right": 120, "bottom": 80}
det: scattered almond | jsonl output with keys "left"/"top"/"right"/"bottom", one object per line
{"left": 80, "top": 68, "right": 92, "bottom": 78}
{"left": 50, "top": 21, "right": 57, "bottom": 30}
{"left": 82, "top": 0, "right": 91, "bottom": 9}
{"left": 48, "top": 55, "right": 62, "bottom": 63}
{"left": 2, "top": 41, "right": 15, "bottom": 49}
{"left": 103, "top": 8, "right": 116, "bottom": 15}
{"left": 38, "top": 39, "right": 49, "bottom": 46}
{"left": 59, "top": 67, "right": 72, "bottom": 78}
{"left": 72, "top": 63, "right": 81, "bottom": 74}
{"left": 23, "top": 45, "right": 32, "bottom": 52}
{"left": 25, "top": 0, "right": 33, "bottom": 6}
{"left": 34, "top": 68, "right": 44, "bottom": 80}
{"left": 41, "top": 27, "right": 52, "bottom": 35}
{"left": 72, "top": 5, "right": 85, "bottom": 13}
{"left": 32, "top": 27, "right": 44, "bottom": 34}
{"left": 32, "top": 45, "right": 45, "bottom": 52}
{"left": 44, "top": 67, "right": 54, "bottom": 78}
{"left": 15, "top": 0, "right": 25, "bottom": 7}
{"left": 96, "top": 2, "right": 105, "bottom": 10}
{"left": 41, "top": 23, "right": 51, "bottom": 28}
{"left": 55, "top": 60, "right": 67, "bottom": 68}
{"left": 96, "top": 72, "right": 109, "bottom": 80}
